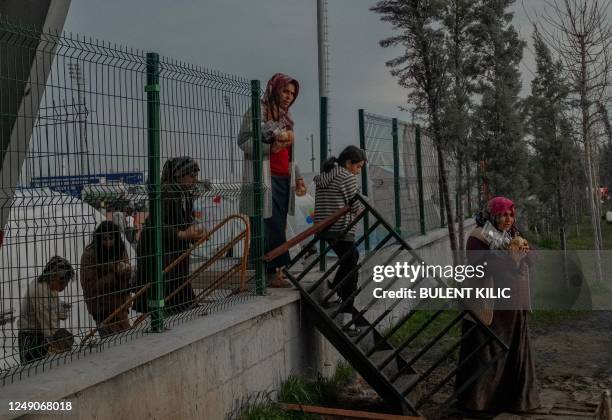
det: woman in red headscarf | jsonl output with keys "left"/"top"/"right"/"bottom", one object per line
{"left": 238, "top": 73, "right": 306, "bottom": 287}
{"left": 455, "top": 196, "right": 540, "bottom": 413}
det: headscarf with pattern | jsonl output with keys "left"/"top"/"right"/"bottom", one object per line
{"left": 262, "top": 73, "right": 299, "bottom": 130}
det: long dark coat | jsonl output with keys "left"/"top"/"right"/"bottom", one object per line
{"left": 455, "top": 231, "right": 540, "bottom": 412}
{"left": 135, "top": 185, "right": 197, "bottom": 315}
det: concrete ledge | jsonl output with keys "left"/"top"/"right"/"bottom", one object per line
{"left": 0, "top": 290, "right": 301, "bottom": 420}
{"left": 0, "top": 222, "right": 466, "bottom": 419}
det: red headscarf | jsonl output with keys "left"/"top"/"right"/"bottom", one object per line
{"left": 262, "top": 73, "right": 299, "bottom": 129}
{"left": 487, "top": 196, "right": 515, "bottom": 217}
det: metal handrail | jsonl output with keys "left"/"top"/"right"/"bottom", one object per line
{"left": 263, "top": 205, "right": 352, "bottom": 263}
{"left": 81, "top": 214, "right": 250, "bottom": 345}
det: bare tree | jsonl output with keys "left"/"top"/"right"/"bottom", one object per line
{"left": 536, "top": 0, "right": 612, "bottom": 282}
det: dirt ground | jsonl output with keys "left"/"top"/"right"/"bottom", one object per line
{"left": 339, "top": 311, "right": 612, "bottom": 419}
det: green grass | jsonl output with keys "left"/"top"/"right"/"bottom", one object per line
{"left": 388, "top": 310, "right": 462, "bottom": 360}
{"left": 234, "top": 402, "right": 290, "bottom": 420}
{"left": 278, "top": 362, "right": 355, "bottom": 407}
{"left": 529, "top": 215, "right": 612, "bottom": 250}
{"left": 530, "top": 309, "right": 589, "bottom": 328}
{"left": 231, "top": 363, "right": 355, "bottom": 420}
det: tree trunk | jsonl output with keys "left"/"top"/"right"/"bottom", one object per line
{"left": 437, "top": 146, "right": 458, "bottom": 254}
{"left": 580, "top": 37, "right": 603, "bottom": 283}
{"left": 456, "top": 155, "right": 465, "bottom": 251}
{"left": 466, "top": 162, "right": 472, "bottom": 215}
{"left": 556, "top": 175, "right": 567, "bottom": 251}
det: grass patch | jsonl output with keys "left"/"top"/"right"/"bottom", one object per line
{"left": 530, "top": 215, "right": 612, "bottom": 250}
{"left": 228, "top": 392, "right": 292, "bottom": 420}
{"left": 234, "top": 402, "right": 290, "bottom": 420}
{"left": 388, "top": 310, "right": 462, "bottom": 359}
{"left": 232, "top": 363, "right": 355, "bottom": 420}
{"left": 530, "top": 309, "right": 589, "bottom": 328}
{"left": 278, "top": 362, "right": 355, "bottom": 407}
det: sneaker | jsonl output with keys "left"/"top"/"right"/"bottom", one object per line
{"left": 322, "top": 292, "right": 341, "bottom": 308}
{"left": 341, "top": 313, "right": 361, "bottom": 337}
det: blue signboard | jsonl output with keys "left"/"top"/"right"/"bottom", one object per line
{"left": 30, "top": 172, "right": 144, "bottom": 198}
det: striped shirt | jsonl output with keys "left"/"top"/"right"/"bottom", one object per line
{"left": 314, "top": 166, "right": 362, "bottom": 240}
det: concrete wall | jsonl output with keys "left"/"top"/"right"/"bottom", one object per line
{"left": 0, "top": 221, "right": 470, "bottom": 420}
{"left": 0, "top": 291, "right": 340, "bottom": 420}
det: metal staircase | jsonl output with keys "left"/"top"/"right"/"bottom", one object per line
{"left": 264, "top": 195, "right": 509, "bottom": 417}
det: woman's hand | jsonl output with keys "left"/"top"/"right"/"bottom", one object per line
{"left": 277, "top": 130, "right": 294, "bottom": 145}
{"left": 179, "top": 225, "right": 205, "bottom": 241}
{"left": 508, "top": 236, "right": 529, "bottom": 265}
{"left": 295, "top": 179, "right": 307, "bottom": 197}
{"left": 115, "top": 261, "right": 131, "bottom": 273}
{"left": 271, "top": 130, "right": 294, "bottom": 153}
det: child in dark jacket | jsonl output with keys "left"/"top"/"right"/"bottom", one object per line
{"left": 135, "top": 157, "right": 206, "bottom": 315}
{"left": 314, "top": 146, "right": 366, "bottom": 335}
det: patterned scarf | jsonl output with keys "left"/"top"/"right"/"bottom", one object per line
{"left": 262, "top": 73, "right": 299, "bottom": 130}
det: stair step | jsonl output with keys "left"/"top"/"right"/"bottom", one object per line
{"left": 369, "top": 350, "right": 400, "bottom": 377}
{"left": 273, "top": 195, "right": 508, "bottom": 417}
{"left": 393, "top": 373, "right": 420, "bottom": 400}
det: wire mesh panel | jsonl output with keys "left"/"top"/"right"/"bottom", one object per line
{"left": 0, "top": 19, "right": 257, "bottom": 384}
{"left": 153, "top": 58, "right": 256, "bottom": 328}
{"left": 362, "top": 113, "right": 422, "bottom": 239}
{"left": 398, "top": 122, "right": 420, "bottom": 237}
{"left": 363, "top": 112, "right": 396, "bottom": 242}
{"left": 419, "top": 130, "right": 443, "bottom": 231}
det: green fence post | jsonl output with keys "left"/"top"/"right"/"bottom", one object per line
{"left": 415, "top": 124, "right": 426, "bottom": 235}
{"left": 146, "top": 52, "right": 164, "bottom": 332}
{"left": 358, "top": 109, "right": 370, "bottom": 251}
{"left": 319, "top": 96, "right": 328, "bottom": 271}
{"left": 251, "top": 80, "right": 266, "bottom": 295}
{"left": 392, "top": 118, "right": 401, "bottom": 235}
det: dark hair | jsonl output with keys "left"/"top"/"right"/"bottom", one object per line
{"left": 161, "top": 157, "right": 200, "bottom": 185}
{"left": 322, "top": 145, "right": 367, "bottom": 173}
{"left": 92, "top": 221, "right": 126, "bottom": 264}
{"left": 39, "top": 256, "right": 74, "bottom": 284}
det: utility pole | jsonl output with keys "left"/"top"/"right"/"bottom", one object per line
{"left": 317, "top": 0, "right": 330, "bottom": 158}
{"left": 68, "top": 63, "right": 89, "bottom": 176}
{"left": 317, "top": 0, "right": 330, "bottom": 271}
{"left": 317, "top": 0, "right": 329, "bottom": 98}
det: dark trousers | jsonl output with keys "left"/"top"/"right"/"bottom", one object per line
{"left": 327, "top": 239, "right": 359, "bottom": 312}
{"left": 250, "top": 175, "right": 291, "bottom": 274}
{"left": 18, "top": 330, "right": 47, "bottom": 364}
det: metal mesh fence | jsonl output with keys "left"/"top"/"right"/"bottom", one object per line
{"left": 398, "top": 121, "right": 422, "bottom": 236}
{"left": 361, "top": 111, "right": 451, "bottom": 239}
{"left": 362, "top": 112, "right": 396, "bottom": 243}
{"left": 0, "top": 19, "right": 262, "bottom": 384}
{"left": 419, "top": 129, "right": 444, "bottom": 231}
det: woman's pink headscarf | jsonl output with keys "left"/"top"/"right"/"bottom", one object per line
{"left": 262, "top": 73, "right": 299, "bottom": 129}
{"left": 487, "top": 196, "right": 515, "bottom": 217}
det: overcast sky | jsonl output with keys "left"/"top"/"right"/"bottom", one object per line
{"left": 62, "top": 0, "right": 573, "bottom": 171}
